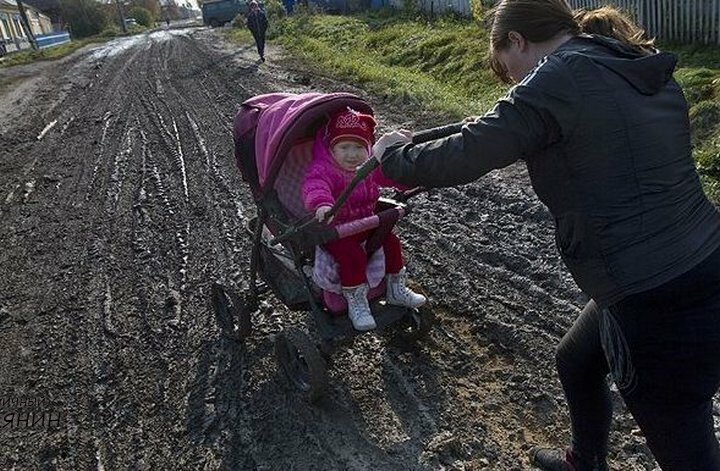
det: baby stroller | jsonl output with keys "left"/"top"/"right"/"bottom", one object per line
{"left": 214, "top": 92, "right": 462, "bottom": 401}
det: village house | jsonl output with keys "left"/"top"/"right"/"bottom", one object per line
{"left": 0, "top": 0, "right": 54, "bottom": 53}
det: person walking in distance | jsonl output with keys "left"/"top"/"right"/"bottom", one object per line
{"left": 373, "top": 1, "right": 720, "bottom": 470}
{"left": 246, "top": 0, "right": 268, "bottom": 62}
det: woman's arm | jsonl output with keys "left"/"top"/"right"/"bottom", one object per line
{"left": 381, "top": 56, "right": 580, "bottom": 188}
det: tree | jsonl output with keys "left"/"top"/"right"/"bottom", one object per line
{"left": 60, "top": 0, "right": 108, "bottom": 37}
{"left": 163, "top": 0, "right": 180, "bottom": 20}
{"left": 128, "top": 0, "right": 161, "bottom": 19}
{"left": 128, "top": 6, "right": 153, "bottom": 25}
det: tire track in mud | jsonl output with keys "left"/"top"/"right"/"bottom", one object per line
{"left": 0, "top": 27, "right": 681, "bottom": 471}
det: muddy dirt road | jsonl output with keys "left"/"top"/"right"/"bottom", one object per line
{"left": 0, "top": 27, "right": 712, "bottom": 470}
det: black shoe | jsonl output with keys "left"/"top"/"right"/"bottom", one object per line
{"left": 529, "top": 447, "right": 576, "bottom": 471}
{"left": 260, "top": 56, "right": 265, "bottom": 62}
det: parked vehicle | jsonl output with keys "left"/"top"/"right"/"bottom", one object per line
{"left": 201, "top": 0, "right": 248, "bottom": 27}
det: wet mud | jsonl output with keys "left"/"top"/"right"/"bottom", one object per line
{"left": 0, "top": 27, "right": 714, "bottom": 470}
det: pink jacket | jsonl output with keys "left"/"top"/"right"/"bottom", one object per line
{"left": 302, "top": 129, "right": 404, "bottom": 225}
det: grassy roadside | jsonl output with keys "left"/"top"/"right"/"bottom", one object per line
{"left": 229, "top": 11, "right": 720, "bottom": 201}
{"left": 0, "top": 25, "right": 150, "bottom": 68}
{"left": 671, "top": 43, "right": 720, "bottom": 200}
{"left": 0, "top": 38, "right": 103, "bottom": 68}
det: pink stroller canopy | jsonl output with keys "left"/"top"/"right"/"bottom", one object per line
{"left": 235, "top": 92, "right": 374, "bottom": 190}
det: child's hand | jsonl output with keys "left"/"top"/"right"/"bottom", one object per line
{"left": 315, "top": 205, "right": 333, "bottom": 223}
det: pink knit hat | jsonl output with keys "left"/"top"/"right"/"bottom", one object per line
{"left": 326, "top": 108, "right": 376, "bottom": 147}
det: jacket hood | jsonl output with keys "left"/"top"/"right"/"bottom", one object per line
{"left": 558, "top": 34, "right": 678, "bottom": 95}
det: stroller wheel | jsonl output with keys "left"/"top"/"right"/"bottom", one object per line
{"left": 212, "top": 283, "right": 252, "bottom": 341}
{"left": 397, "top": 305, "right": 435, "bottom": 342}
{"left": 274, "top": 327, "right": 328, "bottom": 403}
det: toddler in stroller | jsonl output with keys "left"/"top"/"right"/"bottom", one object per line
{"left": 303, "top": 108, "right": 426, "bottom": 331}
{"left": 221, "top": 92, "right": 461, "bottom": 401}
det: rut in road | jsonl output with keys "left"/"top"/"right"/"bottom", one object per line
{"left": 0, "top": 27, "right": 699, "bottom": 470}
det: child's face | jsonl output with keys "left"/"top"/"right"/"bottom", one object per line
{"left": 331, "top": 139, "right": 369, "bottom": 171}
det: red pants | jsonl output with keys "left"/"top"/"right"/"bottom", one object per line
{"left": 323, "top": 231, "right": 404, "bottom": 287}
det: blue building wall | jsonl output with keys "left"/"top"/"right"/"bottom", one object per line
{"left": 35, "top": 30, "right": 69, "bottom": 48}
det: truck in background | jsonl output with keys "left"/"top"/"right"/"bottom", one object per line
{"left": 201, "top": 0, "right": 249, "bottom": 27}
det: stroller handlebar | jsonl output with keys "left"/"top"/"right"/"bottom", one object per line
{"left": 411, "top": 121, "right": 465, "bottom": 145}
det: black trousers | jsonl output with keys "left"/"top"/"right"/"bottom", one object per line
{"left": 251, "top": 30, "right": 265, "bottom": 59}
{"left": 557, "top": 246, "right": 720, "bottom": 470}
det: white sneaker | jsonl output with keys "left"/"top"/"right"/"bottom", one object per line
{"left": 342, "top": 284, "right": 376, "bottom": 331}
{"left": 386, "top": 267, "right": 426, "bottom": 308}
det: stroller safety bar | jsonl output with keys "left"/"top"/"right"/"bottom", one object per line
{"left": 269, "top": 206, "right": 405, "bottom": 247}
{"left": 335, "top": 207, "right": 406, "bottom": 239}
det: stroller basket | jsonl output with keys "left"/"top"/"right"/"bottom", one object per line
{"left": 248, "top": 217, "right": 314, "bottom": 310}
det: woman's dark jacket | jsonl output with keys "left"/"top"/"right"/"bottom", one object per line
{"left": 381, "top": 34, "right": 720, "bottom": 307}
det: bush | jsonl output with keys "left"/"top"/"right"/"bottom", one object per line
{"left": 98, "top": 25, "right": 121, "bottom": 38}
{"left": 60, "top": 0, "right": 108, "bottom": 38}
{"left": 128, "top": 6, "right": 154, "bottom": 27}
{"left": 232, "top": 13, "right": 246, "bottom": 28}
{"left": 402, "top": 0, "right": 417, "bottom": 15}
{"left": 293, "top": 2, "right": 323, "bottom": 16}
{"left": 697, "top": 148, "right": 720, "bottom": 180}
{"left": 470, "top": 0, "right": 483, "bottom": 23}
{"left": 265, "top": 0, "right": 287, "bottom": 24}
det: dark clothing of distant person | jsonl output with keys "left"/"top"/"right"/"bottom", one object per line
{"left": 246, "top": 7, "right": 268, "bottom": 61}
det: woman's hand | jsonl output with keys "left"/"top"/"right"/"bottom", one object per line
{"left": 315, "top": 205, "right": 333, "bottom": 223}
{"left": 372, "top": 130, "right": 413, "bottom": 163}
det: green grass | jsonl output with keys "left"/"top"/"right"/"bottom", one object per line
{"left": 0, "top": 40, "right": 90, "bottom": 67}
{"left": 273, "top": 12, "right": 506, "bottom": 118}
{"left": 244, "top": 12, "right": 719, "bottom": 201}
{"left": 671, "top": 44, "right": 720, "bottom": 202}
{"left": 223, "top": 28, "right": 254, "bottom": 44}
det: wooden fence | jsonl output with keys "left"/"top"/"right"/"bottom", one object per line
{"left": 384, "top": 0, "right": 720, "bottom": 45}
{"left": 568, "top": 0, "right": 720, "bottom": 45}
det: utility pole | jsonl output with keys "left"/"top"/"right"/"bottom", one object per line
{"left": 115, "top": 0, "right": 127, "bottom": 33}
{"left": 15, "top": 0, "right": 38, "bottom": 50}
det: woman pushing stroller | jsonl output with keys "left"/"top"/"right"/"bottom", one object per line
{"left": 374, "top": 1, "right": 720, "bottom": 470}
{"left": 302, "top": 108, "right": 426, "bottom": 331}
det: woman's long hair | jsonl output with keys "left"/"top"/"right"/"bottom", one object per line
{"left": 574, "top": 6, "right": 655, "bottom": 49}
{"left": 486, "top": 0, "right": 654, "bottom": 83}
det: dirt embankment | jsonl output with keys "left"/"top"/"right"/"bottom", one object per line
{"left": 0, "top": 27, "right": 702, "bottom": 470}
